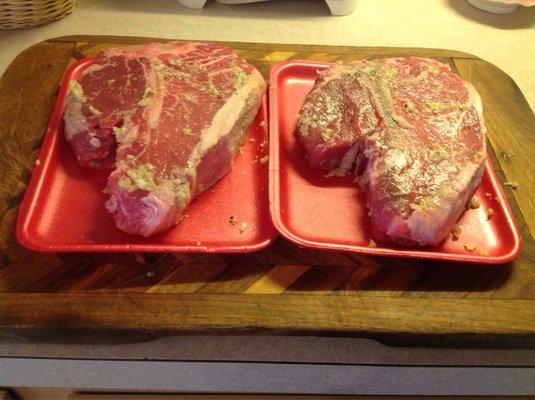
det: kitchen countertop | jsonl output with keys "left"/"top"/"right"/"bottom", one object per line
{"left": 1, "top": 0, "right": 534, "bottom": 111}
{"left": 1, "top": 0, "right": 534, "bottom": 395}
{"left": 1, "top": 333, "right": 534, "bottom": 395}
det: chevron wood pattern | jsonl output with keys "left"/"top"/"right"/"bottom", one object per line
{"left": 0, "top": 36, "right": 533, "bottom": 340}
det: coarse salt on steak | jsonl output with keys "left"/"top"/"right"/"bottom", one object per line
{"left": 297, "top": 57, "right": 486, "bottom": 246}
{"left": 64, "top": 42, "right": 265, "bottom": 236}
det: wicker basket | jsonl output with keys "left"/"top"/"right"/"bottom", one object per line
{"left": 1, "top": 0, "right": 77, "bottom": 30}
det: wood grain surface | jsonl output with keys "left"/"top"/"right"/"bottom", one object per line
{"left": 0, "top": 36, "right": 534, "bottom": 341}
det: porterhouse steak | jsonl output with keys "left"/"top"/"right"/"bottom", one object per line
{"left": 64, "top": 42, "right": 265, "bottom": 236}
{"left": 297, "top": 58, "right": 486, "bottom": 246}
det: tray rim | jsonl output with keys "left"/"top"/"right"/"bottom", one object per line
{"left": 268, "top": 59, "right": 522, "bottom": 265}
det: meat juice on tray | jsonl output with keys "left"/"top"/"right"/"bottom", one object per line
{"left": 297, "top": 57, "right": 486, "bottom": 247}
{"left": 63, "top": 42, "right": 265, "bottom": 237}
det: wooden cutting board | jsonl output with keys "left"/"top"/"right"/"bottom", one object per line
{"left": 0, "top": 36, "right": 534, "bottom": 343}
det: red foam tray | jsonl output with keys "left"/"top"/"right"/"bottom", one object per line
{"left": 268, "top": 60, "right": 521, "bottom": 264}
{"left": 17, "top": 58, "right": 277, "bottom": 253}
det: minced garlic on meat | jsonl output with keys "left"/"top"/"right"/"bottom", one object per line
{"left": 138, "top": 87, "right": 154, "bottom": 106}
{"left": 69, "top": 80, "right": 86, "bottom": 102}
{"left": 429, "top": 143, "right": 448, "bottom": 162}
{"left": 118, "top": 163, "right": 157, "bottom": 192}
{"left": 321, "top": 128, "right": 334, "bottom": 142}
{"left": 469, "top": 195, "right": 481, "bottom": 209}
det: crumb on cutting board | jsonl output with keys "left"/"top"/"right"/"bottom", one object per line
{"left": 239, "top": 222, "right": 248, "bottom": 233}
{"left": 479, "top": 248, "right": 489, "bottom": 256}
{"left": 35, "top": 159, "right": 41, "bottom": 166}
{"left": 260, "top": 155, "right": 269, "bottom": 164}
{"left": 504, "top": 181, "right": 519, "bottom": 190}
{"left": 134, "top": 253, "right": 145, "bottom": 264}
{"left": 485, "top": 192, "right": 492, "bottom": 199}
{"left": 228, "top": 215, "right": 238, "bottom": 225}
{"left": 486, "top": 207, "right": 494, "bottom": 220}
{"left": 146, "top": 271, "right": 154, "bottom": 278}
{"left": 368, "top": 239, "right": 377, "bottom": 247}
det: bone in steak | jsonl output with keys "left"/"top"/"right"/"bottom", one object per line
{"left": 64, "top": 42, "right": 265, "bottom": 236}
{"left": 297, "top": 57, "right": 486, "bottom": 246}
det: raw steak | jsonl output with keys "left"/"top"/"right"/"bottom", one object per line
{"left": 64, "top": 42, "right": 265, "bottom": 236}
{"left": 297, "top": 57, "right": 486, "bottom": 246}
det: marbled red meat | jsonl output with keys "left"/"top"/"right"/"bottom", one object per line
{"left": 64, "top": 42, "right": 265, "bottom": 236}
{"left": 297, "top": 57, "right": 486, "bottom": 246}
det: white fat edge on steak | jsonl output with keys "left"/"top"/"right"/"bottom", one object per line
{"left": 465, "top": 81, "right": 485, "bottom": 126}
{"left": 136, "top": 58, "right": 163, "bottom": 130}
{"left": 183, "top": 69, "right": 265, "bottom": 200}
{"left": 190, "top": 103, "right": 261, "bottom": 198}
{"left": 64, "top": 80, "right": 89, "bottom": 139}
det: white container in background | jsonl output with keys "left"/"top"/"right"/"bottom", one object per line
{"left": 177, "top": 0, "right": 358, "bottom": 16}
{"left": 466, "top": 0, "right": 520, "bottom": 14}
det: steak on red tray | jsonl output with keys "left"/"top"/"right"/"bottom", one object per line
{"left": 64, "top": 42, "right": 265, "bottom": 236}
{"left": 297, "top": 57, "right": 486, "bottom": 246}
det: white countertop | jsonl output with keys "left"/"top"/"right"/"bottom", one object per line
{"left": 1, "top": 0, "right": 534, "bottom": 110}
{"left": 1, "top": 3, "right": 534, "bottom": 394}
